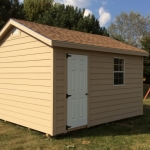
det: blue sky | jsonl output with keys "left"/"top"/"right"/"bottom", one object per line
{"left": 19, "top": 0, "right": 150, "bottom": 28}
{"left": 91, "top": 0, "right": 150, "bottom": 26}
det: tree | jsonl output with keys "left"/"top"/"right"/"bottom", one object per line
{"left": 37, "top": 4, "right": 83, "bottom": 29}
{"left": 77, "top": 14, "right": 108, "bottom": 35}
{"left": 108, "top": 11, "right": 150, "bottom": 47}
{"left": 0, "top": 0, "right": 11, "bottom": 29}
{"left": 24, "top": 0, "right": 109, "bottom": 36}
{"left": 141, "top": 35, "right": 150, "bottom": 83}
{"left": 1, "top": 0, "right": 109, "bottom": 36}
{"left": 24, "top": 0, "right": 54, "bottom": 21}
{"left": 9, "top": 0, "right": 24, "bottom": 20}
{"left": 0, "top": 0, "right": 24, "bottom": 30}
{"left": 110, "top": 34, "right": 125, "bottom": 43}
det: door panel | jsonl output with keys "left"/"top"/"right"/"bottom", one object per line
{"left": 67, "top": 54, "right": 88, "bottom": 129}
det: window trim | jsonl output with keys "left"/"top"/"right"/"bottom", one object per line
{"left": 113, "top": 57, "right": 125, "bottom": 86}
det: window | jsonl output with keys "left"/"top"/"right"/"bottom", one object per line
{"left": 114, "top": 58, "right": 124, "bottom": 85}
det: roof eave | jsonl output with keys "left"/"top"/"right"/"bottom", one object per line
{"left": 52, "top": 40, "right": 149, "bottom": 57}
{"left": 1, "top": 19, "right": 148, "bottom": 57}
{"left": 0, "top": 19, "right": 52, "bottom": 46}
{"left": 0, "top": 20, "right": 13, "bottom": 40}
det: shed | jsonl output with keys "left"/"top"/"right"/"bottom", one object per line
{"left": 0, "top": 19, "right": 149, "bottom": 136}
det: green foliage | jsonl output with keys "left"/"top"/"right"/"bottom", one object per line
{"left": 24, "top": 0, "right": 54, "bottom": 21}
{"left": 37, "top": 4, "right": 84, "bottom": 29}
{"left": 141, "top": 36, "right": 150, "bottom": 52}
{"left": 9, "top": 0, "right": 24, "bottom": 19}
{"left": 108, "top": 11, "right": 150, "bottom": 47}
{"left": 141, "top": 36, "right": 150, "bottom": 83}
{"left": 0, "top": 0, "right": 11, "bottom": 29}
{"left": 111, "top": 34, "right": 125, "bottom": 43}
{"left": 24, "top": 0, "right": 109, "bottom": 36}
{"left": 0, "top": 0, "right": 24, "bottom": 30}
{"left": 0, "top": 0, "right": 109, "bottom": 36}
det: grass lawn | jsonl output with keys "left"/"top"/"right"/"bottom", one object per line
{"left": 0, "top": 100, "right": 150, "bottom": 150}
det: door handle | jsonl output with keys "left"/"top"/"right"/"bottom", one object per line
{"left": 85, "top": 93, "right": 88, "bottom": 95}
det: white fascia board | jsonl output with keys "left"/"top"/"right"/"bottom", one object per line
{"left": 0, "top": 20, "right": 12, "bottom": 39}
{"left": 52, "top": 40, "right": 149, "bottom": 57}
{"left": 0, "top": 19, "right": 52, "bottom": 46}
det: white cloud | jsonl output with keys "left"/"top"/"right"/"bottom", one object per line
{"left": 54, "top": 0, "right": 63, "bottom": 3}
{"left": 99, "top": 7, "right": 111, "bottom": 27}
{"left": 55, "top": 0, "right": 91, "bottom": 8}
{"left": 19, "top": 0, "right": 23, "bottom": 3}
{"left": 101, "top": 1, "right": 107, "bottom": 6}
{"left": 84, "top": 9, "right": 93, "bottom": 17}
{"left": 19, "top": 0, "right": 91, "bottom": 7}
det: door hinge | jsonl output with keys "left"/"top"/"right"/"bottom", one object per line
{"left": 66, "top": 125, "right": 71, "bottom": 130}
{"left": 66, "top": 53, "right": 71, "bottom": 58}
{"left": 66, "top": 94, "right": 72, "bottom": 99}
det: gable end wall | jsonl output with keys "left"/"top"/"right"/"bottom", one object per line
{"left": 0, "top": 27, "right": 53, "bottom": 135}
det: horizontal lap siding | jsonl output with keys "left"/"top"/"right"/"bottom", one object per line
{"left": 53, "top": 48, "right": 143, "bottom": 135}
{"left": 54, "top": 48, "right": 90, "bottom": 135}
{"left": 54, "top": 49, "right": 66, "bottom": 135}
{"left": 0, "top": 28, "right": 53, "bottom": 134}
{"left": 89, "top": 52, "right": 143, "bottom": 127}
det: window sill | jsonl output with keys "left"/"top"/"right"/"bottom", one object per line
{"left": 113, "top": 84, "right": 124, "bottom": 86}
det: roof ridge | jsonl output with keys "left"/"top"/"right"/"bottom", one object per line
{"left": 8, "top": 18, "right": 148, "bottom": 56}
{"left": 11, "top": 18, "right": 110, "bottom": 38}
{"left": 12, "top": 18, "right": 142, "bottom": 50}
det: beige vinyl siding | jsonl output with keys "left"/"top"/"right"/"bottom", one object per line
{"left": 89, "top": 52, "right": 143, "bottom": 127}
{"left": 53, "top": 49, "right": 66, "bottom": 135}
{"left": 54, "top": 47, "right": 143, "bottom": 135}
{"left": 0, "top": 27, "right": 53, "bottom": 135}
{"left": 53, "top": 48, "right": 91, "bottom": 135}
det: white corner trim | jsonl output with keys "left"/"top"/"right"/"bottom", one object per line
{"left": 0, "top": 19, "right": 52, "bottom": 46}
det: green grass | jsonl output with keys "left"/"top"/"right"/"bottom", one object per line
{"left": 0, "top": 100, "right": 150, "bottom": 150}
{"left": 0, "top": 82, "right": 150, "bottom": 150}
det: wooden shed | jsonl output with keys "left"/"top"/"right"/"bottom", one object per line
{"left": 0, "top": 19, "right": 149, "bottom": 136}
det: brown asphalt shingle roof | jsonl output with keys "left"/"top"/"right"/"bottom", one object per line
{"left": 12, "top": 19, "right": 146, "bottom": 53}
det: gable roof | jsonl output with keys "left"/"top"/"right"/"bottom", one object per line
{"left": 0, "top": 18, "right": 149, "bottom": 57}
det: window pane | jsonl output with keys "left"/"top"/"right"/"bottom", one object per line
{"left": 114, "top": 58, "right": 119, "bottom": 64}
{"left": 114, "top": 73, "right": 119, "bottom": 79}
{"left": 119, "top": 73, "right": 124, "bottom": 79}
{"left": 114, "top": 79, "right": 119, "bottom": 85}
{"left": 120, "top": 59, "right": 124, "bottom": 65}
{"left": 119, "top": 65, "right": 124, "bottom": 71}
{"left": 114, "top": 65, "right": 119, "bottom": 71}
{"left": 119, "top": 79, "right": 123, "bottom": 84}
{"left": 114, "top": 65, "right": 124, "bottom": 71}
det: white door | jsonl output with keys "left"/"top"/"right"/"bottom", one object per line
{"left": 67, "top": 54, "right": 88, "bottom": 129}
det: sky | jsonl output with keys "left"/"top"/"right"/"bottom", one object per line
{"left": 19, "top": 0, "right": 150, "bottom": 28}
